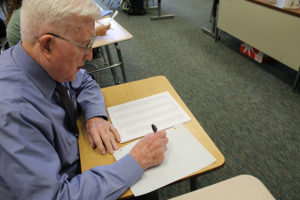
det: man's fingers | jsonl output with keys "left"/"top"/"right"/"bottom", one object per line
{"left": 110, "top": 136, "right": 119, "bottom": 151}
{"left": 130, "top": 131, "right": 168, "bottom": 171}
{"left": 162, "top": 135, "right": 169, "bottom": 145}
{"left": 85, "top": 117, "right": 122, "bottom": 154}
{"left": 161, "top": 141, "right": 168, "bottom": 152}
{"left": 156, "top": 130, "right": 167, "bottom": 138}
{"left": 99, "top": 126, "right": 115, "bottom": 154}
{"left": 109, "top": 124, "right": 121, "bottom": 142}
{"left": 91, "top": 132, "right": 106, "bottom": 154}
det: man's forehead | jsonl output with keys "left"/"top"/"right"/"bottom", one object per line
{"left": 67, "top": 17, "right": 95, "bottom": 41}
{"left": 71, "top": 17, "right": 94, "bottom": 30}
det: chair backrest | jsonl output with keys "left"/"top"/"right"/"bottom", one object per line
{"left": 170, "top": 175, "right": 276, "bottom": 200}
{"left": 99, "top": 0, "right": 123, "bottom": 11}
{"left": 0, "top": 40, "right": 9, "bottom": 54}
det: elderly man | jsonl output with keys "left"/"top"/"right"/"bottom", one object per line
{"left": 0, "top": 0, "right": 168, "bottom": 199}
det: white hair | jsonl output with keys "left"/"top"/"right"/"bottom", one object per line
{"left": 20, "top": 0, "right": 100, "bottom": 43}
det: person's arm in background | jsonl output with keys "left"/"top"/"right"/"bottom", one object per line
{"left": 95, "top": 23, "right": 110, "bottom": 36}
{"left": 6, "top": 8, "right": 21, "bottom": 47}
{"left": 95, "top": 11, "right": 112, "bottom": 36}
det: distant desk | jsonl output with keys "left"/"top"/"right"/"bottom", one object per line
{"left": 93, "top": 20, "right": 132, "bottom": 47}
{"left": 215, "top": 0, "right": 300, "bottom": 91}
{"left": 91, "top": 18, "right": 133, "bottom": 84}
{"left": 78, "top": 76, "right": 225, "bottom": 198}
{"left": 247, "top": 0, "right": 300, "bottom": 17}
{"left": 170, "top": 175, "right": 275, "bottom": 200}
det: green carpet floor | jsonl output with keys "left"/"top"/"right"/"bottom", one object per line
{"left": 92, "top": 0, "right": 300, "bottom": 199}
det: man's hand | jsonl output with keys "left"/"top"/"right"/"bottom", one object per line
{"left": 130, "top": 130, "right": 168, "bottom": 171}
{"left": 85, "top": 117, "right": 120, "bottom": 154}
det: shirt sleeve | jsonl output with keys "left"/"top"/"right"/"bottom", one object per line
{"left": 0, "top": 108, "right": 143, "bottom": 200}
{"left": 70, "top": 69, "right": 107, "bottom": 121}
{"left": 62, "top": 154, "right": 143, "bottom": 200}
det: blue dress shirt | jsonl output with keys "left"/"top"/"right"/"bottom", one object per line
{"left": 0, "top": 43, "right": 143, "bottom": 200}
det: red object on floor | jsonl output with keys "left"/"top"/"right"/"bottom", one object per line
{"left": 240, "top": 42, "right": 268, "bottom": 63}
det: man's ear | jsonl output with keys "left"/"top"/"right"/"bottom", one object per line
{"left": 38, "top": 35, "right": 53, "bottom": 59}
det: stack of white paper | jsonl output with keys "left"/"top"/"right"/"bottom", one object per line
{"left": 113, "top": 124, "right": 216, "bottom": 196}
{"left": 107, "top": 92, "right": 191, "bottom": 143}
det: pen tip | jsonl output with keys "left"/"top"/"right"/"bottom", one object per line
{"left": 151, "top": 124, "right": 157, "bottom": 132}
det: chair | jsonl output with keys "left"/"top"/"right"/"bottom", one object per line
{"left": 170, "top": 175, "right": 276, "bottom": 200}
{"left": 99, "top": 0, "right": 123, "bottom": 11}
{"left": 0, "top": 40, "right": 9, "bottom": 54}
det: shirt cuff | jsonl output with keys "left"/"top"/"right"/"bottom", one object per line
{"left": 85, "top": 115, "right": 108, "bottom": 122}
{"left": 113, "top": 154, "right": 144, "bottom": 186}
{"left": 83, "top": 105, "right": 107, "bottom": 122}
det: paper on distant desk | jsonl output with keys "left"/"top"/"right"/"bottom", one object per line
{"left": 113, "top": 124, "right": 216, "bottom": 196}
{"left": 107, "top": 92, "right": 191, "bottom": 143}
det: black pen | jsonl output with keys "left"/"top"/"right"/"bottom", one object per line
{"left": 151, "top": 124, "right": 157, "bottom": 133}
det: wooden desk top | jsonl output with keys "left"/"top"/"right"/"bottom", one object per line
{"left": 246, "top": 0, "right": 300, "bottom": 17}
{"left": 78, "top": 76, "right": 225, "bottom": 198}
{"left": 92, "top": 5, "right": 133, "bottom": 48}
{"left": 93, "top": 19, "right": 133, "bottom": 48}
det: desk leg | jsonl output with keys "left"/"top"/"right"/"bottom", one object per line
{"left": 105, "top": 45, "right": 121, "bottom": 85}
{"left": 114, "top": 43, "right": 127, "bottom": 83}
{"left": 100, "top": 46, "right": 108, "bottom": 66}
{"left": 150, "top": 0, "right": 174, "bottom": 21}
{"left": 215, "top": 27, "right": 219, "bottom": 42}
{"left": 202, "top": 0, "right": 220, "bottom": 41}
{"left": 202, "top": 17, "right": 216, "bottom": 38}
{"left": 147, "top": 6, "right": 158, "bottom": 9}
{"left": 146, "top": 0, "right": 158, "bottom": 9}
{"left": 292, "top": 66, "right": 300, "bottom": 92}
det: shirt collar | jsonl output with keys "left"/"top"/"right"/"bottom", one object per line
{"left": 12, "top": 41, "right": 56, "bottom": 99}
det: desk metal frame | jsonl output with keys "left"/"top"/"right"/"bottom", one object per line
{"left": 89, "top": 43, "right": 127, "bottom": 84}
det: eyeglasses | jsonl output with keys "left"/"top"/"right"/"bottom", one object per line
{"left": 47, "top": 33, "right": 94, "bottom": 57}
